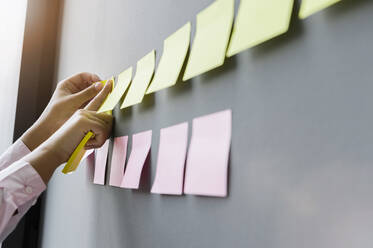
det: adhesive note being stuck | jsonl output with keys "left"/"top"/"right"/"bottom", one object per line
{"left": 183, "top": 0, "right": 234, "bottom": 81}
{"left": 120, "top": 130, "right": 152, "bottom": 189}
{"left": 109, "top": 136, "right": 128, "bottom": 187}
{"left": 299, "top": 0, "right": 340, "bottom": 19}
{"left": 146, "top": 22, "right": 191, "bottom": 94}
{"left": 62, "top": 131, "right": 94, "bottom": 174}
{"left": 227, "top": 0, "right": 294, "bottom": 57}
{"left": 93, "top": 139, "right": 110, "bottom": 185}
{"left": 121, "top": 51, "right": 155, "bottom": 109}
{"left": 151, "top": 122, "right": 188, "bottom": 195}
{"left": 98, "top": 68, "right": 132, "bottom": 113}
{"left": 184, "top": 109, "right": 232, "bottom": 197}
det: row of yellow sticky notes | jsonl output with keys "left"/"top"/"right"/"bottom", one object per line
{"left": 63, "top": 0, "right": 340, "bottom": 174}
{"left": 94, "top": 0, "right": 341, "bottom": 114}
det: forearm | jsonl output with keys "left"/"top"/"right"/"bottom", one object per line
{"left": 21, "top": 115, "right": 55, "bottom": 152}
{"left": 22, "top": 141, "right": 64, "bottom": 184}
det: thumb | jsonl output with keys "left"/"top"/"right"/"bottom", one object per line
{"left": 70, "top": 82, "right": 103, "bottom": 106}
{"left": 85, "top": 80, "right": 113, "bottom": 111}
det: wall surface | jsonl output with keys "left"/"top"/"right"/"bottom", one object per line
{"left": 3, "top": 1, "right": 61, "bottom": 247}
{"left": 40, "top": 0, "right": 373, "bottom": 248}
{"left": 13, "top": 0, "right": 60, "bottom": 142}
{"left": 0, "top": 1, "right": 28, "bottom": 153}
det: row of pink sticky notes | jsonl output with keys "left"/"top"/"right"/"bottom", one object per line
{"left": 92, "top": 109, "right": 231, "bottom": 197}
{"left": 92, "top": 130, "right": 152, "bottom": 187}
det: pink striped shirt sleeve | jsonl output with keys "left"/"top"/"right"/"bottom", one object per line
{"left": 0, "top": 140, "right": 46, "bottom": 242}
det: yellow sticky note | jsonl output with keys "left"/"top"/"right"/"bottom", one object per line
{"left": 182, "top": 0, "right": 234, "bottom": 81}
{"left": 99, "top": 78, "right": 115, "bottom": 115}
{"left": 226, "top": 0, "right": 294, "bottom": 57}
{"left": 62, "top": 131, "right": 94, "bottom": 174}
{"left": 299, "top": 0, "right": 340, "bottom": 19}
{"left": 121, "top": 50, "right": 155, "bottom": 109}
{"left": 97, "top": 68, "right": 133, "bottom": 113}
{"left": 62, "top": 78, "right": 114, "bottom": 174}
{"left": 146, "top": 22, "right": 191, "bottom": 94}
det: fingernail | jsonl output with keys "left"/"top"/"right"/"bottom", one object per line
{"left": 94, "top": 82, "right": 103, "bottom": 90}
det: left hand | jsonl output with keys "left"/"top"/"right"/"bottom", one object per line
{"left": 23, "top": 81, "right": 113, "bottom": 183}
{"left": 22, "top": 72, "right": 111, "bottom": 151}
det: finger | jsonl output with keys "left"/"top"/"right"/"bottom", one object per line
{"left": 84, "top": 112, "right": 113, "bottom": 148}
{"left": 84, "top": 134, "right": 110, "bottom": 149}
{"left": 75, "top": 115, "right": 110, "bottom": 148}
{"left": 85, "top": 111, "right": 113, "bottom": 126}
{"left": 75, "top": 110, "right": 113, "bottom": 131}
{"left": 84, "top": 123, "right": 112, "bottom": 148}
{"left": 60, "top": 72, "right": 101, "bottom": 92}
{"left": 77, "top": 72, "right": 101, "bottom": 86}
{"left": 87, "top": 73, "right": 101, "bottom": 83}
{"left": 70, "top": 82, "right": 103, "bottom": 107}
{"left": 84, "top": 80, "right": 113, "bottom": 111}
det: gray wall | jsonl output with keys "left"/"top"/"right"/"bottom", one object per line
{"left": 40, "top": 0, "right": 373, "bottom": 248}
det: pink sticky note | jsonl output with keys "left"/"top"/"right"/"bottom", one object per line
{"left": 151, "top": 122, "right": 188, "bottom": 195}
{"left": 184, "top": 109, "right": 232, "bottom": 197}
{"left": 82, "top": 149, "right": 94, "bottom": 161}
{"left": 109, "top": 136, "right": 128, "bottom": 187}
{"left": 120, "top": 130, "right": 152, "bottom": 189}
{"left": 93, "top": 139, "right": 110, "bottom": 185}
{"left": 85, "top": 150, "right": 95, "bottom": 183}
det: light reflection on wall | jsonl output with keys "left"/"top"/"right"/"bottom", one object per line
{"left": 0, "top": 1, "right": 28, "bottom": 153}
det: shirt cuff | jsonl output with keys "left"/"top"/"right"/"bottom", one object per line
{"left": 0, "top": 140, "right": 31, "bottom": 171}
{"left": 0, "top": 161, "right": 46, "bottom": 207}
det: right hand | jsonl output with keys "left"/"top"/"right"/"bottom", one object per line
{"left": 47, "top": 109, "right": 113, "bottom": 165}
{"left": 24, "top": 80, "right": 113, "bottom": 183}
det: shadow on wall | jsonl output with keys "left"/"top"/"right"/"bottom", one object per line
{"left": 137, "top": 151, "right": 152, "bottom": 193}
{"left": 167, "top": 46, "right": 193, "bottom": 97}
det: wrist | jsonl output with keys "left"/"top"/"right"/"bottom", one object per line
{"left": 23, "top": 142, "right": 64, "bottom": 184}
{"left": 21, "top": 117, "right": 55, "bottom": 151}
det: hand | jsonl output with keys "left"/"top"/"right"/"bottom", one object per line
{"left": 21, "top": 72, "right": 106, "bottom": 151}
{"left": 42, "top": 109, "right": 113, "bottom": 166}
{"left": 23, "top": 80, "right": 113, "bottom": 183}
